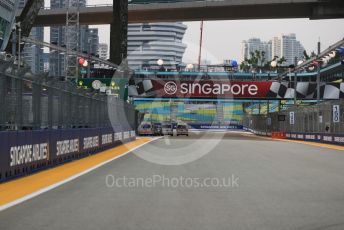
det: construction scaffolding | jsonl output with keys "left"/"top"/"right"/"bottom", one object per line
{"left": 65, "top": 0, "right": 80, "bottom": 80}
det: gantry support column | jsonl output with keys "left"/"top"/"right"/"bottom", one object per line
{"left": 110, "top": 0, "right": 128, "bottom": 65}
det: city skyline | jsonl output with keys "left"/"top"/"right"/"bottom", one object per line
{"left": 38, "top": 0, "right": 344, "bottom": 66}
{"left": 241, "top": 33, "right": 305, "bottom": 66}
{"left": 86, "top": 19, "right": 344, "bottom": 65}
{"left": 83, "top": 0, "right": 344, "bottom": 65}
{"left": 182, "top": 19, "right": 343, "bottom": 64}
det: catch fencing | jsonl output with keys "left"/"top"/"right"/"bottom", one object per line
{"left": 243, "top": 99, "right": 344, "bottom": 136}
{"left": 0, "top": 59, "right": 139, "bottom": 182}
{"left": 0, "top": 59, "right": 137, "bottom": 130}
{"left": 244, "top": 99, "right": 344, "bottom": 134}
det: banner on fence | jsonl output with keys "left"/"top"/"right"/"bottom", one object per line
{"left": 188, "top": 124, "right": 243, "bottom": 130}
{"left": 128, "top": 80, "right": 344, "bottom": 100}
{"left": 0, "top": 127, "right": 136, "bottom": 182}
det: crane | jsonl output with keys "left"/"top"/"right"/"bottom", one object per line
{"left": 197, "top": 20, "right": 204, "bottom": 71}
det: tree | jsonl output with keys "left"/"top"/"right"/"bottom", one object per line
{"left": 303, "top": 50, "right": 310, "bottom": 60}
{"left": 277, "top": 56, "right": 287, "bottom": 65}
{"left": 240, "top": 50, "right": 268, "bottom": 72}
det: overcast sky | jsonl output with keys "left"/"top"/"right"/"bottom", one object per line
{"left": 49, "top": 0, "right": 344, "bottom": 64}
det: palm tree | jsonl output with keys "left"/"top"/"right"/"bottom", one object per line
{"left": 240, "top": 50, "right": 267, "bottom": 72}
{"left": 277, "top": 56, "right": 287, "bottom": 66}
{"left": 303, "top": 50, "right": 310, "bottom": 60}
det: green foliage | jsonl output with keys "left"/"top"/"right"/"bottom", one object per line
{"left": 240, "top": 50, "right": 287, "bottom": 72}
{"left": 240, "top": 50, "right": 267, "bottom": 71}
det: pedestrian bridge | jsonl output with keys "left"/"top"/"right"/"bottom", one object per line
{"left": 27, "top": 0, "right": 344, "bottom": 26}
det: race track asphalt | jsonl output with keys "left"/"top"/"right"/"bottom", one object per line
{"left": 1, "top": 131, "right": 344, "bottom": 230}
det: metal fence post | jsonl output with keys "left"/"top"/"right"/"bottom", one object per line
{"left": 58, "top": 84, "right": 63, "bottom": 128}
{"left": 66, "top": 91, "right": 72, "bottom": 128}
{"left": 47, "top": 85, "right": 53, "bottom": 129}
{"left": 32, "top": 81, "right": 42, "bottom": 129}
{"left": 316, "top": 65, "right": 321, "bottom": 133}
{"left": 15, "top": 77, "right": 23, "bottom": 129}
{"left": 0, "top": 74, "right": 7, "bottom": 130}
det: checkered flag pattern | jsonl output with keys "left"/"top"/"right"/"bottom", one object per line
{"left": 128, "top": 79, "right": 157, "bottom": 97}
{"left": 267, "top": 82, "right": 344, "bottom": 99}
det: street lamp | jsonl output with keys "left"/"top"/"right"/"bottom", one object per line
{"left": 157, "top": 59, "right": 165, "bottom": 72}
{"left": 251, "top": 69, "right": 257, "bottom": 80}
{"left": 270, "top": 60, "right": 277, "bottom": 68}
{"left": 186, "top": 63, "right": 194, "bottom": 71}
{"left": 157, "top": 59, "right": 164, "bottom": 66}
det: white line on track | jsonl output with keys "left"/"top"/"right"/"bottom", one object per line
{"left": 0, "top": 137, "right": 160, "bottom": 212}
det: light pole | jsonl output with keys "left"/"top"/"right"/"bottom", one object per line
{"left": 316, "top": 63, "right": 321, "bottom": 132}
{"left": 295, "top": 60, "right": 304, "bottom": 105}
{"left": 87, "top": 39, "right": 91, "bottom": 78}
{"left": 157, "top": 59, "right": 164, "bottom": 71}
{"left": 294, "top": 71, "right": 297, "bottom": 105}
{"left": 251, "top": 69, "right": 256, "bottom": 81}
{"left": 270, "top": 60, "right": 279, "bottom": 112}
{"left": 17, "top": 22, "right": 21, "bottom": 70}
{"left": 316, "top": 63, "right": 320, "bottom": 103}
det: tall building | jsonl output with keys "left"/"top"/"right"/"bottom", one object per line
{"left": 86, "top": 28, "right": 99, "bottom": 56}
{"left": 127, "top": 22, "right": 187, "bottom": 70}
{"left": 42, "top": 52, "right": 50, "bottom": 72}
{"left": 241, "top": 38, "right": 272, "bottom": 64}
{"left": 272, "top": 33, "right": 305, "bottom": 66}
{"left": 272, "top": 36, "right": 281, "bottom": 59}
{"left": 17, "top": 0, "right": 44, "bottom": 73}
{"left": 49, "top": 0, "right": 91, "bottom": 77}
{"left": 21, "top": 27, "right": 44, "bottom": 73}
{"left": 98, "top": 43, "right": 108, "bottom": 60}
{"left": 0, "top": 0, "right": 19, "bottom": 51}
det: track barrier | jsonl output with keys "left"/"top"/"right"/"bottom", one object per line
{"left": 0, "top": 126, "right": 136, "bottom": 182}
{"left": 244, "top": 127, "right": 344, "bottom": 146}
{"left": 271, "top": 132, "right": 286, "bottom": 139}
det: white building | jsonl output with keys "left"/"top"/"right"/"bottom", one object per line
{"left": 241, "top": 38, "right": 272, "bottom": 64}
{"left": 272, "top": 33, "right": 305, "bottom": 66}
{"left": 127, "top": 22, "right": 187, "bottom": 70}
{"left": 98, "top": 43, "right": 108, "bottom": 60}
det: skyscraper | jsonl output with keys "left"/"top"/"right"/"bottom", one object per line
{"left": 127, "top": 22, "right": 187, "bottom": 70}
{"left": 21, "top": 27, "right": 44, "bottom": 73}
{"left": 241, "top": 38, "right": 272, "bottom": 64}
{"left": 17, "top": 0, "right": 44, "bottom": 74}
{"left": 86, "top": 28, "right": 99, "bottom": 56}
{"left": 272, "top": 33, "right": 305, "bottom": 66}
{"left": 0, "top": 0, "right": 18, "bottom": 51}
{"left": 98, "top": 43, "right": 108, "bottom": 60}
{"left": 49, "top": 0, "right": 91, "bottom": 77}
